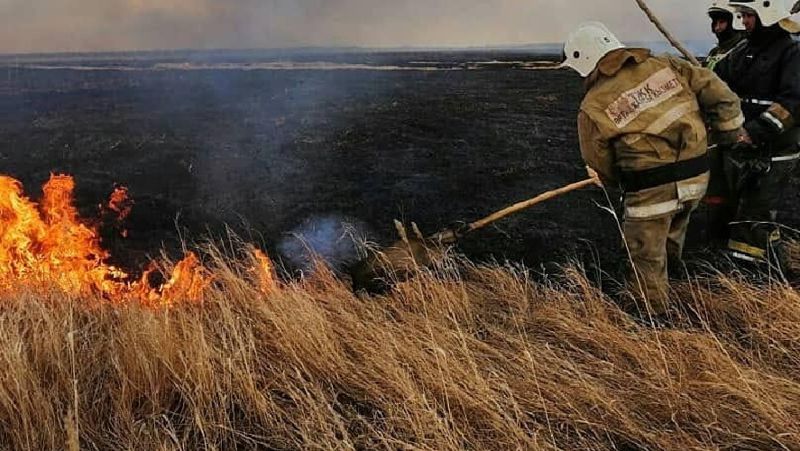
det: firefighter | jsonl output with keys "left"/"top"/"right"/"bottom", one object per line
{"left": 706, "top": 0, "right": 747, "bottom": 71}
{"left": 704, "top": 1, "right": 748, "bottom": 248}
{"left": 714, "top": 0, "right": 800, "bottom": 267}
{"left": 562, "top": 22, "right": 747, "bottom": 315}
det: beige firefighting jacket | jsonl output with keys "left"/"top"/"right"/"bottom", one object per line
{"left": 578, "top": 48, "right": 744, "bottom": 220}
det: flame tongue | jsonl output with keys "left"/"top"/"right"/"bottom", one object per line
{"left": 156, "top": 252, "right": 210, "bottom": 304}
{"left": 106, "top": 185, "right": 133, "bottom": 237}
{"left": 40, "top": 174, "right": 114, "bottom": 294}
{"left": 252, "top": 249, "right": 276, "bottom": 292}
{"left": 107, "top": 186, "right": 133, "bottom": 222}
{"left": 0, "top": 173, "right": 215, "bottom": 304}
{"left": 0, "top": 176, "right": 47, "bottom": 285}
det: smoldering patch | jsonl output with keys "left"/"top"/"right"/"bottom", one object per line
{"left": 277, "top": 214, "right": 374, "bottom": 273}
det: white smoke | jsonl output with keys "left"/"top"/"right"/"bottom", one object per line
{"left": 1, "top": 0, "right": 712, "bottom": 54}
{"left": 277, "top": 214, "right": 373, "bottom": 272}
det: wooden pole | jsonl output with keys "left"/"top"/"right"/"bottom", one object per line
{"left": 633, "top": 0, "right": 701, "bottom": 66}
{"left": 429, "top": 178, "right": 597, "bottom": 243}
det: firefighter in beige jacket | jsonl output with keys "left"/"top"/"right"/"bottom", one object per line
{"left": 562, "top": 23, "right": 747, "bottom": 314}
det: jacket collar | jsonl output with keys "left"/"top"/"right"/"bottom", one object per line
{"left": 585, "top": 48, "right": 651, "bottom": 89}
{"left": 748, "top": 24, "right": 788, "bottom": 47}
{"left": 717, "top": 31, "right": 745, "bottom": 52}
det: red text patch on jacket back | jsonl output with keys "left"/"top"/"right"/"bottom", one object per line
{"left": 605, "top": 68, "right": 684, "bottom": 129}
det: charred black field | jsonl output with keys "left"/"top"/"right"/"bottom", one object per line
{"left": 1, "top": 49, "right": 798, "bottom": 278}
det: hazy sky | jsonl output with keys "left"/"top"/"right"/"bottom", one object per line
{"left": 1, "top": 0, "right": 720, "bottom": 54}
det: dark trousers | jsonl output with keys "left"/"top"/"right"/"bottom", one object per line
{"left": 718, "top": 144, "right": 799, "bottom": 263}
{"left": 705, "top": 146, "right": 734, "bottom": 248}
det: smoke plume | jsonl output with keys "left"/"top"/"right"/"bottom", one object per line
{"left": 277, "top": 215, "right": 373, "bottom": 273}
{"left": 2, "top": 0, "right": 718, "bottom": 54}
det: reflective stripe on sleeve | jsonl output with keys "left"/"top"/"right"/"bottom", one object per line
{"left": 742, "top": 98, "right": 773, "bottom": 106}
{"left": 772, "top": 152, "right": 800, "bottom": 162}
{"left": 761, "top": 111, "right": 785, "bottom": 132}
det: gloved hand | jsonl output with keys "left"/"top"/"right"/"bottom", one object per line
{"left": 735, "top": 130, "right": 772, "bottom": 174}
{"left": 742, "top": 154, "right": 772, "bottom": 175}
{"left": 743, "top": 119, "right": 772, "bottom": 147}
{"left": 715, "top": 126, "right": 752, "bottom": 146}
{"left": 448, "top": 221, "right": 471, "bottom": 240}
{"left": 586, "top": 166, "right": 603, "bottom": 187}
{"left": 731, "top": 139, "right": 758, "bottom": 154}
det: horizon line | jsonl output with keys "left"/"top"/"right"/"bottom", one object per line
{"left": 0, "top": 39, "right": 713, "bottom": 59}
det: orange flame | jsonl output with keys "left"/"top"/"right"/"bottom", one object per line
{"left": 108, "top": 185, "right": 133, "bottom": 237}
{"left": 107, "top": 186, "right": 133, "bottom": 221}
{"left": 0, "top": 173, "right": 220, "bottom": 305}
{"left": 252, "top": 249, "right": 277, "bottom": 293}
{"left": 154, "top": 252, "right": 211, "bottom": 304}
{"left": 103, "top": 185, "right": 133, "bottom": 237}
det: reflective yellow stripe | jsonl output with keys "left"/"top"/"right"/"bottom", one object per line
{"left": 626, "top": 200, "right": 680, "bottom": 219}
{"left": 715, "top": 113, "right": 746, "bottom": 132}
{"left": 728, "top": 240, "right": 766, "bottom": 259}
{"left": 622, "top": 102, "right": 700, "bottom": 146}
{"left": 677, "top": 182, "right": 708, "bottom": 201}
{"left": 676, "top": 172, "right": 709, "bottom": 202}
{"left": 644, "top": 102, "right": 699, "bottom": 135}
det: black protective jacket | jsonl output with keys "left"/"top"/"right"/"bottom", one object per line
{"left": 715, "top": 25, "right": 800, "bottom": 154}
{"left": 705, "top": 31, "right": 746, "bottom": 71}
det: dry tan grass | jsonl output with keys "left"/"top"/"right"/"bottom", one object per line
{"left": 0, "top": 247, "right": 799, "bottom": 451}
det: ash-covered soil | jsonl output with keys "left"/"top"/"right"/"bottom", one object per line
{"left": 1, "top": 50, "right": 798, "bottom": 279}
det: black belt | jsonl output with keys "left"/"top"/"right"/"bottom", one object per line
{"left": 620, "top": 156, "right": 709, "bottom": 193}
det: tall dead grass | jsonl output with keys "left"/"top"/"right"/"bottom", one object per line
{"left": 0, "top": 245, "right": 799, "bottom": 450}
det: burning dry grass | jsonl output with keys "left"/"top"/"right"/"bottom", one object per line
{"left": 2, "top": 174, "right": 800, "bottom": 449}
{"left": 0, "top": 248, "right": 799, "bottom": 451}
{"left": 0, "top": 174, "right": 210, "bottom": 304}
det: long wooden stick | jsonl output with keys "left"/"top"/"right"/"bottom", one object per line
{"left": 429, "top": 178, "right": 597, "bottom": 243}
{"left": 633, "top": 0, "right": 701, "bottom": 66}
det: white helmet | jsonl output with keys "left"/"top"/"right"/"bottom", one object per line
{"left": 708, "top": 0, "right": 746, "bottom": 31}
{"left": 730, "top": 0, "right": 800, "bottom": 32}
{"left": 561, "top": 22, "right": 625, "bottom": 78}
